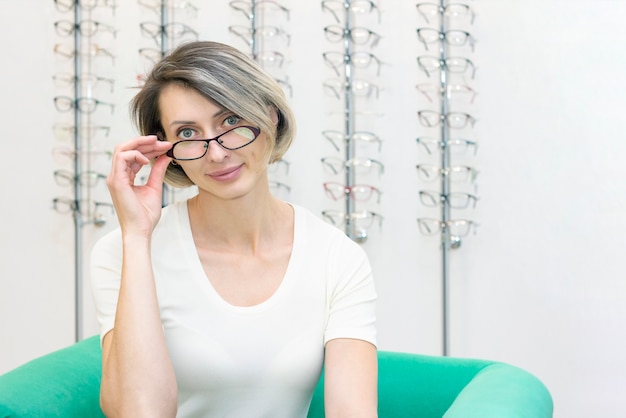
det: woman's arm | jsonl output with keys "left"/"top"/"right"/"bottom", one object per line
{"left": 99, "top": 136, "right": 177, "bottom": 417}
{"left": 323, "top": 338, "right": 378, "bottom": 418}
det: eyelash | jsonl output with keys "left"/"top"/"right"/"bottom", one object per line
{"left": 175, "top": 115, "right": 242, "bottom": 139}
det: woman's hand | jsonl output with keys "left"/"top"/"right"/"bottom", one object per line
{"left": 106, "top": 135, "right": 173, "bottom": 236}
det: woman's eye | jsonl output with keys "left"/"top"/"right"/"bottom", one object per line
{"left": 224, "top": 115, "right": 241, "bottom": 126}
{"left": 179, "top": 128, "right": 195, "bottom": 139}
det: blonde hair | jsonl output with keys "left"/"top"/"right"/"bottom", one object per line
{"left": 131, "top": 41, "right": 296, "bottom": 187}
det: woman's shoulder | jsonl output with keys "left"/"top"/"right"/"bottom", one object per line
{"left": 291, "top": 203, "right": 366, "bottom": 255}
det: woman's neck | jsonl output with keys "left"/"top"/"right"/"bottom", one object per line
{"left": 187, "top": 188, "right": 292, "bottom": 255}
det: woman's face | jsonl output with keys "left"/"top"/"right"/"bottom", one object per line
{"left": 158, "top": 83, "right": 270, "bottom": 200}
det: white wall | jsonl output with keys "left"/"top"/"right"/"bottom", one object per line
{"left": 1, "top": 1, "right": 625, "bottom": 417}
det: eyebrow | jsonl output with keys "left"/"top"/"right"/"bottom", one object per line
{"left": 167, "top": 109, "right": 228, "bottom": 128}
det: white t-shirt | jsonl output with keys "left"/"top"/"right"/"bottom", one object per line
{"left": 91, "top": 201, "right": 377, "bottom": 418}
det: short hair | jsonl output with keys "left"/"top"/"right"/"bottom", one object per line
{"left": 130, "top": 41, "right": 296, "bottom": 187}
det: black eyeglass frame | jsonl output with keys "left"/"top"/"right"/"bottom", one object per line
{"left": 162, "top": 126, "right": 261, "bottom": 160}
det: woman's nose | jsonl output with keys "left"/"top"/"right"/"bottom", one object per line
{"left": 204, "top": 139, "right": 229, "bottom": 162}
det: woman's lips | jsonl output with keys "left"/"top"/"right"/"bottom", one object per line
{"left": 208, "top": 164, "right": 243, "bottom": 181}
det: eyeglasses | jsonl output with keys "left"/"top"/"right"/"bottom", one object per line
{"left": 54, "top": 20, "right": 117, "bottom": 38}
{"left": 417, "top": 217, "right": 478, "bottom": 237}
{"left": 54, "top": 0, "right": 117, "bottom": 13}
{"left": 418, "top": 190, "right": 478, "bottom": 209}
{"left": 140, "top": 22, "right": 198, "bottom": 46}
{"left": 416, "top": 137, "right": 478, "bottom": 156}
{"left": 416, "top": 83, "right": 477, "bottom": 104}
{"left": 323, "top": 51, "right": 383, "bottom": 77}
{"left": 163, "top": 126, "right": 261, "bottom": 160}
{"left": 53, "top": 123, "right": 111, "bottom": 141}
{"left": 322, "top": 0, "right": 381, "bottom": 24}
{"left": 416, "top": 3, "right": 475, "bottom": 25}
{"left": 52, "top": 197, "right": 115, "bottom": 226}
{"left": 53, "top": 170, "right": 108, "bottom": 187}
{"left": 269, "top": 180, "right": 291, "bottom": 194}
{"left": 229, "top": 0, "right": 290, "bottom": 20}
{"left": 416, "top": 28, "right": 475, "bottom": 52}
{"left": 322, "top": 210, "right": 383, "bottom": 229}
{"left": 268, "top": 158, "right": 290, "bottom": 175}
{"left": 321, "top": 156, "right": 384, "bottom": 176}
{"left": 258, "top": 51, "right": 286, "bottom": 68}
{"left": 229, "top": 25, "right": 291, "bottom": 46}
{"left": 324, "top": 78, "right": 380, "bottom": 100}
{"left": 52, "top": 147, "right": 112, "bottom": 165}
{"left": 54, "top": 96, "right": 115, "bottom": 114}
{"left": 415, "top": 164, "right": 478, "bottom": 183}
{"left": 323, "top": 182, "right": 382, "bottom": 203}
{"left": 52, "top": 73, "right": 115, "bottom": 92}
{"left": 324, "top": 25, "right": 381, "bottom": 47}
{"left": 54, "top": 43, "right": 115, "bottom": 63}
{"left": 417, "top": 56, "right": 476, "bottom": 79}
{"left": 322, "top": 130, "right": 383, "bottom": 152}
{"left": 138, "top": 0, "right": 197, "bottom": 16}
{"left": 417, "top": 110, "right": 476, "bottom": 129}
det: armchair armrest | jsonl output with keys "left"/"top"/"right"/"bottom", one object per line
{"left": 0, "top": 336, "right": 104, "bottom": 418}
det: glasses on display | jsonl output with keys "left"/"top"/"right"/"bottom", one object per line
{"left": 140, "top": 21, "right": 199, "bottom": 46}
{"left": 162, "top": 126, "right": 261, "bottom": 160}
{"left": 229, "top": 25, "right": 292, "bottom": 47}
{"left": 52, "top": 73, "right": 115, "bottom": 92}
{"left": 52, "top": 147, "right": 112, "bottom": 166}
{"left": 54, "top": 43, "right": 116, "bottom": 63}
{"left": 268, "top": 158, "right": 290, "bottom": 175}
{"left": 417, "top": 55, "right": 476, "bottom": 79}
{"left": 269, "top": 180, "right": 291, "bottom": 194}
{"left": 416, "top": 137, "right": 478, "bottom": 156}
{"left": 54, "top": 0, "right": 117, "bottom": 13}
{"left": 417, "top": 110, "right": 476, "bottom": 129}
{"left": 322, "top": 130, "right": 383, "bottom": 152}
{"left": 53, "top": 170, "right": 108, "bottom": 187}
{"left": 416, "top": 83, "right": 477, "bottom": 104}
{"left": 321, "top": 0, "right": 381, "bottom": 24}
{"left": 138, "top": 0, "right": 198, "bottom": 16}
{"left": 416, "top": 28, "right": 475, "bottom": 52}
{"left": 418, "top": 190, "right": 478, "bottom": 209}
{"left": 417, "top": 217, "right": 478, "bottom": 237}
{"left": 54, "top": 96, "right": 115, "bottom": 114}
{"left": 324, "top": 25, "right": 381, "bottom": 47}
{"left": 52, "top": 197, "right": 115, "bottom": 226}
{"left": 416, "top": 164, "right": 478, "bottom": 183}
{"left": 415, "top": 3, "right": 475, "bottom": 25}
{"left": 322, "top": 156, "right": 384, "bottom": 177}
{"left": 324, "top": 182, "right": 382, "bottom": 203}
{"left": 53, "top": 123, "right": 111, "bottom": 141}
{"left": 54, "top": 20, "right": 117, "bottom": 38}
{"left": 322, "top": 210, "right": 383, "bottom": 229}
{"left": 229, "top": 0, "right": 290, "bottom": 20}
{"left": 323, "top": 51, "right": 383, "bottom": 77}
{"left": 324, "top": 78, "right": 380, "bottom": 100}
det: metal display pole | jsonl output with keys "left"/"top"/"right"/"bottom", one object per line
{"left": 73, "top": 2, "right": 83, "bottom": 343}
{"left": 343, "top": 1, "right": 355, "bottom": 240}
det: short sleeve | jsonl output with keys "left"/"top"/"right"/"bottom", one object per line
{"left": 90, "top": 228, "right": 123, "bottom": 345}
{"left": 323, "top": 236, "right": 377, "bottom": 347}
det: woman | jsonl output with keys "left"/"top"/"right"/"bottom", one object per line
{"left": 91, "top": 41, "right": 377, "bottom": 418}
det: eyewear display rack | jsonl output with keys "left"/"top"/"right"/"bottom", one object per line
{"left": 138, "top": 0, "right": 200, "bottom": 206}
{"left": 415, "top": 1, "right": 478, "bottom": 356}
{"left": 228, "top": 0, "right": 292, "bottom": 195}
{"left": 321, "top": 1, "right": 382, "bottom": 243}
{"left": 52, "top": 1, "right": 117, "bottom": 342}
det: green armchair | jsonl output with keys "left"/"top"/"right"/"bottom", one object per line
{"left": 0, "top": 336, "right": 552, "bottom": 417}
